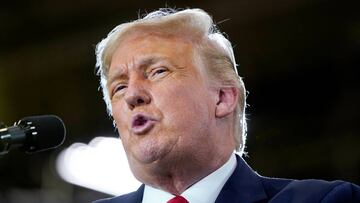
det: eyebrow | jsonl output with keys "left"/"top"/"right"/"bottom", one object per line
{"left": 107, "top": 56, "right": 169, "bottom": 86}
{"left": 107, "top": 66, "right": 127, "bottom": 88}
{"left": 138, "top": 56, "right": 169, "bottom": 69}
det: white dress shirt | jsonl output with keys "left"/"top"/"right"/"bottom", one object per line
{"left": 142, "top": 153, "right": 237, "bottom": 203}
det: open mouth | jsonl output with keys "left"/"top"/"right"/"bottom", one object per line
{"left": 131, "top": 114, "right": 156, "bottom": 135}
{"left": 133, "top": 115, "right": 148, "bottom": 127}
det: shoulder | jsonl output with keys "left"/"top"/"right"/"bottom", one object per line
{"left": 229, "top": 155, "right": 360, "bottom": 202}
{"left": 261, "top": 178, "right": 360, "bottom": 202}
{"left": 92, "top": 185, "right": 145, "bottom": 203}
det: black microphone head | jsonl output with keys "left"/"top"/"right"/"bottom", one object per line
{"left": 19, "top": 115, "right": 66, "bottom": 153}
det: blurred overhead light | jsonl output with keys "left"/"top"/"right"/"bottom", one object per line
{"left": 56, "top": 136, "right": 141, "bottom": 196}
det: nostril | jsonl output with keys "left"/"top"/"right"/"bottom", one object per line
{"left": 137, "top": 98, "right": 144, "bottom": 104}
{"left": 126, "top": 93, "right": 149, "bottom": 109}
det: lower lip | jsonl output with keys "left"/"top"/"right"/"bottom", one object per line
{"left": 131, "top": 120, "right": 156, "bottom": 135}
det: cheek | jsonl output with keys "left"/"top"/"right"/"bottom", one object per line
{"left": 111, "top": 101, "right": 130, "bottom": 132}
{"left": 156, "top": 82, "right": 213, "bottom": 128}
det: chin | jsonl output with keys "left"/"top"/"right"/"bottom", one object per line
{"left": 132, "top": 142, "right": 166, "bottom": 164}
{"left": 136, "top": 144, "right": 178, "bottom": 169}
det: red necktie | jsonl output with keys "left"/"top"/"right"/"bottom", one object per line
{"left": 167, "top": 195, "right": 189, "bottom": 203}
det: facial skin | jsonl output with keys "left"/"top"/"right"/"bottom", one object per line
{"left": 107, "top": 31, "right": 237, "bottom": 194}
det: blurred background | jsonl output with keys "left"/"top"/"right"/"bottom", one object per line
{"left": 0, "top": 0, "right": 359, "bottom": 202}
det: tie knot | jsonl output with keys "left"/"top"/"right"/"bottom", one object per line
{"left": 167, "top": 195, "right": 189, "bottom": 203}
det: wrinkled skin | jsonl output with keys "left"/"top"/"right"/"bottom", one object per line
{"left": 107, "top": 31, "right": 237, "bottom": 194}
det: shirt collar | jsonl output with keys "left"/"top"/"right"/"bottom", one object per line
{"left": 142, "top": 153, "right": 237, "bottom": 203}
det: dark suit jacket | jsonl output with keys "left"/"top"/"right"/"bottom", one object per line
{"left": 94, "top": 155, "right": 360, "bottom": 203}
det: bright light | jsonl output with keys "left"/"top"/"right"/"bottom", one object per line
{"left": 56, "top": 136, "right": 141, "bottom": 196}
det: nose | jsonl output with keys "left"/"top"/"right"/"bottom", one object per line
{"left": 124, "top": 81, "right": 151, "bottom": 110}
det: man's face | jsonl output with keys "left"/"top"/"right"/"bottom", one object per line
{"left": 107, "top": 32, "right": 218, "bottom": 173}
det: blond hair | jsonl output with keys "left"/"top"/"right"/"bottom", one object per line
{"left": 95, "top": 8, "right": 247, "bottom": 154}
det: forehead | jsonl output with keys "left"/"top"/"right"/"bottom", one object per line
{"left": 108, "top": 31, "right": 201, "bottom": 76}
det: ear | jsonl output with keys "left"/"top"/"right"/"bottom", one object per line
{"left": 215, "top": 87, "right": 238, "bottom": 118}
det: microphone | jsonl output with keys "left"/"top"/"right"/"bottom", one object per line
{"left": 0, "top": 115, "right": 66, "bottom": 155}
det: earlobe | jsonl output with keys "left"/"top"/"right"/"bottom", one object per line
{"left": 215, "top": 87, "right": 238, "bottom": 118}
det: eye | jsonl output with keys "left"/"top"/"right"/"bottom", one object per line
{"left": 148, "top": 67, "right": 168, "bottom": 79}
{"left": 112, "top": 84, "right": 127, "bottom": 96}
{"left": 154, "top": 69, "right": 166, "bottom": 75}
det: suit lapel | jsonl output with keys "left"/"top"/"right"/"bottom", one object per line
{"left": 121, "top": 184, "right": 145, "bottom": 203}
{"left": 215, "top": 155, "right": 268, "bottom": 203}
